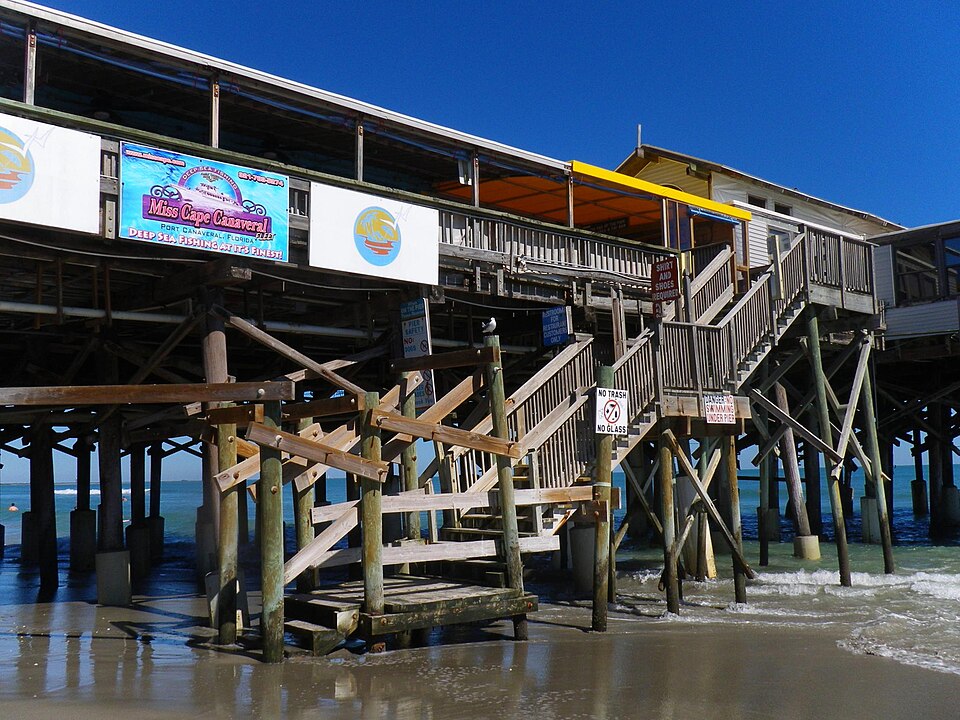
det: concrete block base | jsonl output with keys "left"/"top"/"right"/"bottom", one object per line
{"left": 911, "top": 480, "right": 928, "bottom": 516}
{"left": 147, "top": 515, "right": 165, "bottom": 562}
{"left": 95, "top": 550, "right": 131, "bottom": 606}
{"left": 860, "top": 497, "right": 881, "bottom": 543}
{"left": 756, "top": 508, "right": 781, "bottom": 541}
{"left": 942, "top": 486, "right": 960, "bottom": 525}
{"left": 125, "top": 524, "right": 152, "bottom": 579}
{"left": 69, "top": 509, "right": 97, "bottom": 572}
{"left": 195, "top": 515, "right": 217, "bottom": 578}
{"left": 20, "top": 511, "right": 38, "bottom": 564}
{"left": 793, "top": 534, "right": 821, "bottom": 560}
{"left": 204, "top": 569, "right": 250, "bottom": 631}
{"left": 569, "top": 524, "right": 595, "bottom": 596}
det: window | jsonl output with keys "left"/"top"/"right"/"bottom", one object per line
{"left": 747, "top": 195, "right": 766, "bottom": 209}
{"left": 896, "top": 242, "right": 939, "bottom": 302}
{"left": 774, "top": 203, "right": 792, "bottom": 216}
{"left": 944, "top": 236, "right": 960, "bottom": 297}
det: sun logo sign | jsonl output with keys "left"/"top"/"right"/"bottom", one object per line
{"left": 354, "top": 207, "right": 401, "bottom": 266}
{"left": 0, "top": 126, "right": 35, "bottom": 203}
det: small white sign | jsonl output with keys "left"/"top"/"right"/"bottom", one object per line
{"left": 704, "top": 393, "right": 736, "bottom": 424}
{"left": 595, "top": 387, "right": 629, "bottom": 435}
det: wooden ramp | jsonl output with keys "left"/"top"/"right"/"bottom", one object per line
{"left": 285, "top": 575, "right": 537, "bottom": 653}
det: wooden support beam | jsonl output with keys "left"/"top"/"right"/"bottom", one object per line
{"left": 306, "top": 535, "right": 559, "bottom": 571}
{"left": 0, "top": 381, "right": 293, "bottom": 406}
{"left": 831, "top": 338, "right": 872, "bottom": 475}
{"left": 621, "top": 457, "right": 663, "bottom": 537}
{"left": 246, "top": 422, "right": 388, "bottom": 483}
{"left": 309, "top": 486, "right": 608, "bottom": 524}
{"left": 283, "top": 506, "right": 358, "bottom": 586}
{"left": 371, "top": 409, "right": 522, "bottom": 459}
{"left": 390, "top": 346, "right": 497, "bottom": 373}
{"left": 282, "top": 395, "right": 363, "bottom": 421}
{"left": 218, "top": 309, "right": 366, "bottom": 397}
{"left": 258, "top": 401, "right": 284, "bottom": 663}
{"left": 664, "top": 429, "right": 755, "bottom": 579}
{"left": 207, "top": 404, "right": 264, "bottom": 427}
{"left": 749, "top": 389, "right": 841, "bottom": 462}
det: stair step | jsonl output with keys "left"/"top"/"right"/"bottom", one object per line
{"left": 284, "top": 620, "right": 343, "bottom": 656}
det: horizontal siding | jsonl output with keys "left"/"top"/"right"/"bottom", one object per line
{"left": 884, "top": 300, "right": 959, "bottom": 339}
{"left": 873, "top": 245, "right": 896, "bottom": 307}
{"left": 635, "top": 158, "right": 710, "bottom": 197}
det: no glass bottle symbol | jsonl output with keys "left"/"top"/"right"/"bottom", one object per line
{"left": 602, "top": 399, "right": 621, "bottom": 425}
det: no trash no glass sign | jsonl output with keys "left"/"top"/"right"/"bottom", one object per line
{"left": 595, "top": 388, "right": 629, "bottom": 435}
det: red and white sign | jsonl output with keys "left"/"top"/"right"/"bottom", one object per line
{"left": 704, "top": 393, "right": 736, "bottom": 424}
{"left": 595, "top": 387, "right": 629, "bottom": 435}
{"left": 651, "top": 256, "right": 680, "bottom": 302}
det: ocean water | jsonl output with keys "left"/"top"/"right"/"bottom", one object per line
{"left": 2, "top": 465, "right": 960, "bottom": 677}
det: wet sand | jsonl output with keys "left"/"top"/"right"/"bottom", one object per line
{"left": 1, "top": 588, "right": 959, "bottom": 720}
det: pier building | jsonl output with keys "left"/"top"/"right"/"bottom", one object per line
{"left": 0, "top": 0, "right": 904, "bottom": 658}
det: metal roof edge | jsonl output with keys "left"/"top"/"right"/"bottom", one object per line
{"left": 0, "top": 0, "right": 569, "bottom": 172}
{"left": 635, "top": 145, "right": 903, "bottom": 230}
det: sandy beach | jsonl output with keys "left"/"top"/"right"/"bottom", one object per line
{"left": 1, "top": 583, "right": 958, "bottom": 720}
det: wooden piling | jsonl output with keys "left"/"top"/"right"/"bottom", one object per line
{"left": 360, "top": 390, "right": 385, "bottom": 652}
{"left": 217, "top": 407, "right": 238, "bottom": 644}
{"left": 258, "top": 400, "right": 284, "bottom": 663}
{"left": 401, "top": 375, "right": 421, "bottom": 543}
{"left": 130, "top": 443, "right": 146, "bottom": 526}
{"left": 722, "top": 433, "right": 746, "bottom": 603}
{"left": 294, "top": 416, "right": 316, "bottom": 592}
{"left": 148, "top": 441, "right": 165, "bottom": 561}
{"left": 759, "top": 449, "right": 771, "bottom": 566}
{"left": 484, "top": 334, "right": 527, "bottom": 640}
{"left": 860, "top": 363, "right": 895, "bottom": 574}
{"left": 70, "top": 436, "right": 96, "bottom": 572}
{"left": 199, "top": 295, "right": 227, "bottom": 572}
{"left": 592, "top": 366, "right": 613, "bottom": 631}
{"left": 658, "top": 431, "right": 680, "bottom": 614}
{"left": 32, "top": 423, "right": 58, "bottom": 592}
{"left": 98, "top": 414, "right": 124, "bottom": 552}
{"left": 807, "top": 312, "right": 850, "bottom": 586}
{"left": 773, "top": 382, "right": 812, "bottom": 538}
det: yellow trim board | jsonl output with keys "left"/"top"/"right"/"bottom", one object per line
{"left": 571, "top": 160, "right": 752, "bottom": 222}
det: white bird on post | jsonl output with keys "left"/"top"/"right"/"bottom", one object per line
{"left": 481, "top": 317, "right": 497, "bottom": 335}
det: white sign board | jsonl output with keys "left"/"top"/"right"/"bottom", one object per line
{"left": 400, "top": 298, "right": 436, "bottom": 410}
{"left": 0, "top": 113, "right": 101, "bottom": 234}
{"left": 595, "top": 388, "right": 629, "bottom": 435}
{"left": 309, "top": 183, "right": 439, "bottom": 284}
{"left": 704, "top": 393, "right": 736, "bottom": 424}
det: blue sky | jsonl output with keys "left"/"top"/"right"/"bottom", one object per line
{"left": 1, "top": 1, "right": 950, "bottom": 483}
{"left": 39, "top": 0, "right": 960, "bottom": 229}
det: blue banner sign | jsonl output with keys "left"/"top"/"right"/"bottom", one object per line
{"left": 542, "top": 306, "right": 572, "bottom": 347}
{"left": 119, "top": 142, "right": 289, "bottom": 261}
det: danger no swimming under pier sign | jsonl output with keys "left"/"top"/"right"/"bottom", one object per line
{"left": 595, "top": 388, "right": 629, "bottom": 435}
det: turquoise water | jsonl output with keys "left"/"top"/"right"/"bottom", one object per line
{"left": 2, "top": 465, "right": 960, "bottom": 675}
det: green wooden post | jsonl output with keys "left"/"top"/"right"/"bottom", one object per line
{"left": 659, "top": 431, "right": 680, "bottom": 614}
{"left": 360, "top": 392, "right": 384, "bottom": 620}
{"left": 217, "top": 406, "right": 238, "bottom": 644}
{"left": 593, "top": 365, "right": 614, "bottom": 631}
{"left": 484, "top": 335, "right": 527, "bottom": 640}
{"left": 401, "top": 374, "right": 421, "bottom": 543}
{"left": 860, "top": 361, "right": 895, "bottom": 574}
{"left": 259, "top": 400, "right": 284, "bottom": 663}
{"left": 723, "top": 434, "right": 747, "bottom": 603}
{"left": 294, "top": 416, "right": 316, "bottom": 592}
{"left": 808, "top": 312, "right": 851, "bottom": 586}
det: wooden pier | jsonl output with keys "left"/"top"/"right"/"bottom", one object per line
{"left": 0, "top": 1, "right": 954, "bottom": 666}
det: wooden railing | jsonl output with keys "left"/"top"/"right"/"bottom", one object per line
{"left": 806, "top": 229, "right": 875, "bottom": 295}
{"left": 439, "top": 210, "right": 670, "bottom": 281}
{"left": 687, "top": 247, "right": 736, "bottom": 323}
{"left": 447, "top": 338, "right": 596, "bottom": 494}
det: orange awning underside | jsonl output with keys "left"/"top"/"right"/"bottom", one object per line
{"left": 435, "top": 176, "right": 663, "bottom": 228}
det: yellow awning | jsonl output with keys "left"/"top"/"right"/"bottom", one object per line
{"left": 571, "top": 160, "right": 752, "bottom": 222}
